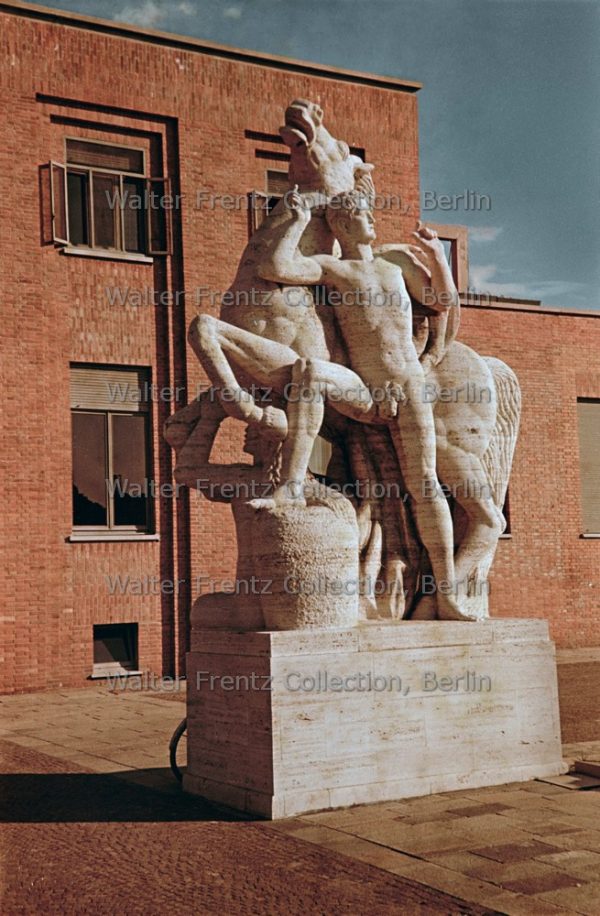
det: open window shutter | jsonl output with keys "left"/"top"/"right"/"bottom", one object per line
{"left": 70, "top": 366, "right": 150, "bottom": 412}
{"left": 577, "top": 400, "right": 600, "bottom": 533}
{"left": 146, "top": 177, "right": 172, "bottom": 255}
{"left": 50, "top": 161, "right": 68, "bottom": 245}
{"left": 249, "top": 190, "right": 269, "bottom": 236}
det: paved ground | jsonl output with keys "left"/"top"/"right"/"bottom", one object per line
{"left": 1, "top": 684, "right": 600, "bottom": 914}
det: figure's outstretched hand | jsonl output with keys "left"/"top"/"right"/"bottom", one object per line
{"left": 284, "top": 184, "right": 311, "bottom": 225}
{"left": 410, "top": 221, "right": 447, "bottom": 267}
{"left": 410, "top": 221, "right": 458, "bottom": 312}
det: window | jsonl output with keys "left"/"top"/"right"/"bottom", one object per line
{"left": 249, "top": 168, "right": 288, "bottom": 235}
{"left": 92, "top": 623, "right": 139, "bottom": 678}
{"left": 71, "top": 365, "right": 153, "bottom": 532}
{"left": 49, "top": 139, "right": 171, "bottom": 255}
{"left": 577, "top": 399, "right": 600, "bottom": 534}
{"left": 427, "top": 224, "right": 469, "bottom": 292}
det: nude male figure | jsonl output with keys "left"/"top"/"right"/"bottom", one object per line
{"left": 183, "top": 194, "right": 471, "bottom": 619}
{"left": 253, "top": 188, "right": 472, "bottom": 621}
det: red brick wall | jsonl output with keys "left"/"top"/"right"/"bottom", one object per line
{"left": 1, "top": 8, "right": 598, "bottom": 694}
{"left": 0, "top": 7, "right": 420, "bottom": 692}
{"left": 459, "top": 303, "right": 600, "bottom": 650}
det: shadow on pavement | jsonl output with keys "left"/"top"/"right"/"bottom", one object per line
{"left": 0, "top": 768, "right": 250, "bottom": 824}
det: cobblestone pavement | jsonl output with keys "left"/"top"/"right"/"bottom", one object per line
{"left": 1, "top": 685, "right": 600, "bottom": 914}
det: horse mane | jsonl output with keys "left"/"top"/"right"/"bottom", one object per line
{"left": 481, "top": 357, "right": 522, "bottom": 512}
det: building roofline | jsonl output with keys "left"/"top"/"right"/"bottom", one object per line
{"left": 460, "top": 293, "right": 600, "bottom": 319}
{"left": 0, "top": 0, "right": 422, "bottom": 92}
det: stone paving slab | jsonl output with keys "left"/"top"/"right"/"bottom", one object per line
{"left": 1, "top": 685, "right": 600, "bottom": 914}
{"left": 0, "top": 739, "right": 497, "bottom": 915}
{"left": 538, "top": 773, "right": 600, "bottom": 790}
{"left": 537, "top": 882, "right": 600, "bottom": 915}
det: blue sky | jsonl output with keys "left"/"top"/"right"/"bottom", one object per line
{"left": 36, "top": 0, "right": 599, "bottom": 309}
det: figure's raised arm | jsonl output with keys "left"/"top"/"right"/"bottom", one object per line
{"left": 377, "top": 223, "right": 459, "bottom": 314}
{"left": 257, "top": 187, "right": 351, "bottom": 288}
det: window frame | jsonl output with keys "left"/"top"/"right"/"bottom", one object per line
{"left": 49, "top": 137, "right": 172, "bottom": 257}
{"left": 65, "top": 136, "right": 147, "bottom": 255}
{"left": 71, "top": 365, "right": 154, "bottom": 536}
{"left": 425, "top": 223, "right": 469, "bottom": 292}
{"left": 72, "top": 408, "right": 153, "bottom": 534}
{"left": 576, "top": 397, "right": 600, "bottom": 536}
{"left": 91, "top": 622, "right": 141, "bottom": 679}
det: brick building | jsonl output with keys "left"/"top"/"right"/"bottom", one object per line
{"left": 1, "top": 0, "right": 599, "bottom": 698}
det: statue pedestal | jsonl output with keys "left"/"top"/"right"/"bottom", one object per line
{"left": 184, "top": 620, "right": 566, "bottom": 819}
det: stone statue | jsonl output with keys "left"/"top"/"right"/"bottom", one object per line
{"left": 165, "top": 99, "right": 521, "bottom": 627}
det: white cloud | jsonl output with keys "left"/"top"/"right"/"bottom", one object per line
{"left": 223, "top": 5, "right": 244, "bottom": 18}
{"left": 469, "top": 263, "right": 589, "bottom": 305}
{"left": 114, "top": 0, "right": 194, "bottom": 27}
{"left": 115, "top": 0, "right": 165, "bottom": 26}
{"left": 467, "top": 226, "right": 503, "bottom": 244}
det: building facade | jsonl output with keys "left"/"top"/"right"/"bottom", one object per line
{"left": 1, "top": 0, "right": 599, "bottom": 696}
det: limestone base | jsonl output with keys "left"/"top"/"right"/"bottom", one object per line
{"left": 184, "top": 619, "right": 566, "bottom": 819}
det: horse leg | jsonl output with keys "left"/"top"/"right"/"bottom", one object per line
{"left": 436, "top": 444, "right": 504, "bottom": 600}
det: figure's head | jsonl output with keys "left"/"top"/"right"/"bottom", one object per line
{"left": 280, "top": 99, "right": 374, "bottom": 196}
{"left": 280, "top": 99, "right": 324, "bottom": 149}
{"left": 325, "top": 190, "right": 376, "bottom": 246}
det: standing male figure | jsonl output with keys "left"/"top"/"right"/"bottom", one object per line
{"left": 255, "top": 188, "right": 472, "bottom": 622}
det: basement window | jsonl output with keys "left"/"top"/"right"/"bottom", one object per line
{"left": 49, "top": 138, "right": 171, "bottom": 256}
{"left": 92, "top": 623, "right": 140, "bottom": 678}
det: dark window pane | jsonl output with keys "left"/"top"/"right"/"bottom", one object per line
{"left": 112, "top": 414, "right": 149, "bottom": 527}
{"left": 267, "top": 195, "right": 280, "bottom": 215}
{"left": 502, "top": 490, "right": 511, "bottom": 535}
{"left": 67, "top": 171, "right": 89, "bottom": 246}
{"left": 123, "top": 177, "right": 145, "bottom": 253}
{"left": 93, "top": 623, "right": 138, "bottom": 670}
{"left": 72, "top": 412, "right": 107, "bottom": 526}
{"left": 92, "top": 172, "right": 120, "bottom": 249}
